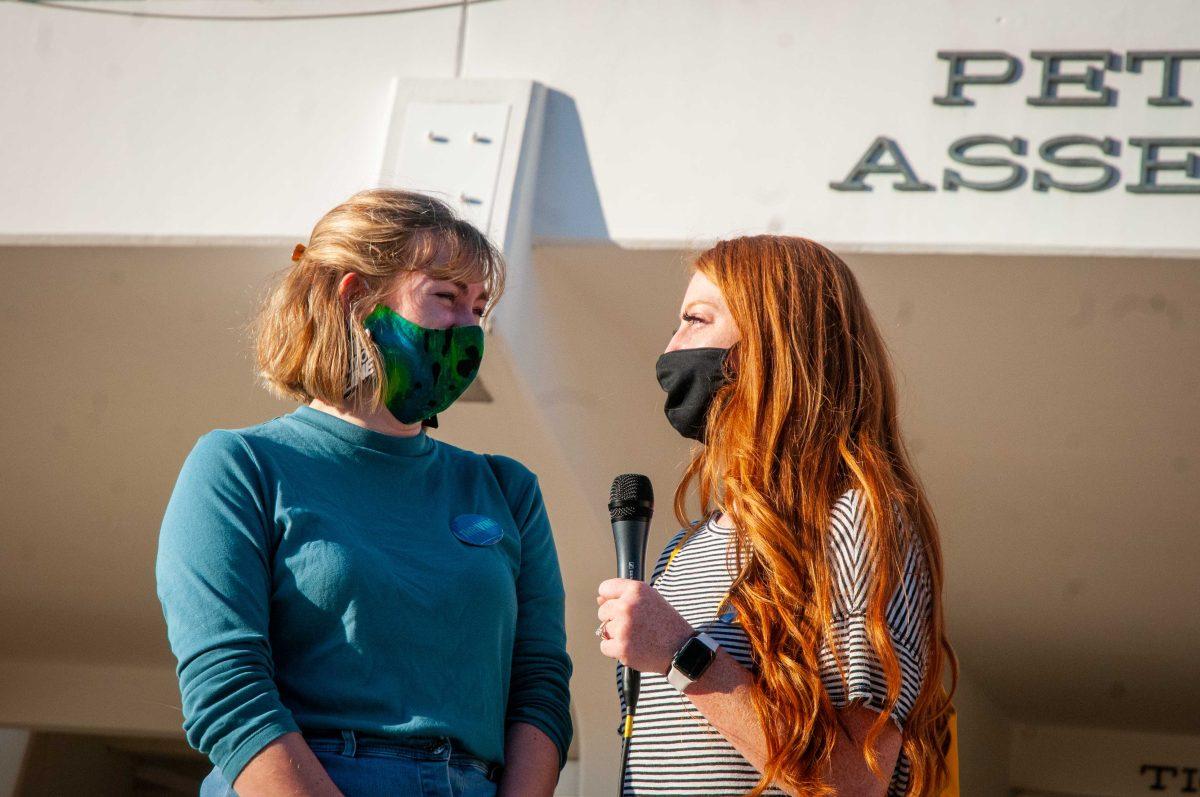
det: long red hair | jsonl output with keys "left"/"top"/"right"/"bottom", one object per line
{"left": 673, "top": 236, "right": 956, "bottom": 795}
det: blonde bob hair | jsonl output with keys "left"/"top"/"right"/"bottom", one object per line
{"left": 254, "top": 189, "right": 504, "bottom": 413}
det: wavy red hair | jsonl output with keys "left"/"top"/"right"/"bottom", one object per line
{"left": 673, "top": 236, "right": 956, "bottom": 795}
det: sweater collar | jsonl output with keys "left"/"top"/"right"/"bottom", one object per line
{"left": 291, "top": 405, "right": 434, "bottom": 457}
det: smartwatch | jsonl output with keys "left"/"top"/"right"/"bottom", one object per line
{"left": 667, "top": 632, "right": 719, "bottom": 692}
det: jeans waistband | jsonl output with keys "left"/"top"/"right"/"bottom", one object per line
{"left": 300, "top": 728, "right": 503, "bottom": 782}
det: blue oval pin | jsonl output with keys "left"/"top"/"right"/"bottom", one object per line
{"left": 450, "top": 514, "right": 504, "bottom": 546}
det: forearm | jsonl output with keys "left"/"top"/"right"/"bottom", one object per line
{"left": 682, "top": 651, "right": 898, "bottom": 796}
{"left": 232, "top": 732, "right": 344, "bottom": 797}
{"left": 498, "top": 722, "right": 559, "bottom": 797}
{"left": 680, "top": 648, "right": 799, "bottom": 795}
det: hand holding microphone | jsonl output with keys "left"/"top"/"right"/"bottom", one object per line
{"left": 597, "top": 473, "right": 694, "bottom": 674}
{"left": 601, "top": 474, "right": 689, "bottom": 796}
{"left": 596, "top": 579, "right": 694, "bottom": 675}
{"left": 599, "top": 475, "right": 699, "bottom": 795}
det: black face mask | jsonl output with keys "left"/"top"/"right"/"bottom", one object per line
{"left": 655, "top": 347, "right": 731, "bottom": 442}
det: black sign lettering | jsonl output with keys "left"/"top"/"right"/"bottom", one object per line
{"left": 943, "top": 135, "right": 1028, "bottom": 191}
{"left": 1033, "top": 136, "right": 1121, "bottom": 193}
{"left": 1143, "top": 764, "right": 1180, "bottom": 791}
{"left": 1028, "top": 50, "right": 1121, "bottom": 107}
{"left": 1128, "top": 50, "right": 1200, "bottom": 107}
{"left": 828, "top": 48, "right": 1198, "bottom": 197}
{"left": 1127, "top": 138, "right": 1200, "bottom": 194}
{"left": 829, "top": 137, "right": 934, "bottom": 192}
{"left": 934, "top": 51, "right": 1023, "bottom": 106}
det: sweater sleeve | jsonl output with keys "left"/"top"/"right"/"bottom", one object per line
{"left": 487, "top": 455, "right": 574, "bottom": 769}
{"left": 155, "top": 430, "right": 300, "bottom": 783}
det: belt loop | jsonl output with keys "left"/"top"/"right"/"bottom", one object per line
{"left": 340, "top": 729, "right": 357, "bottom": 757}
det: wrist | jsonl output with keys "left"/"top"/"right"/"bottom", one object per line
{"left": 666, "top": 631, "right": 720, "bottom": 691}
{"left": 660, "top": 625, "right": 696, "bottom": 675}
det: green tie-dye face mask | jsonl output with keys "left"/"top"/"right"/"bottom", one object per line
{"left": 360, "top": 304, "right": 484, "bottom": 424}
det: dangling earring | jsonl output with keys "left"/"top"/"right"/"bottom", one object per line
{"left": 343, "top": 325, "right": 377, "bottom": 400}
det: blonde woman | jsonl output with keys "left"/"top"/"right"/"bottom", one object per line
{"left": 157, "top": 189, "right": 571, "bottom": 797}
{"left": 597, "top": 236, "right": 955, "bottom": 795}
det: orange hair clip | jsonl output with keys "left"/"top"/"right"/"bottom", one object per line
{"left": 291, "top": 243, "right": 307, "bottom": 262}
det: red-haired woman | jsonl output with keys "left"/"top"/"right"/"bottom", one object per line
{"left": 596, "top": 236, "right": 955, "bottom": 796}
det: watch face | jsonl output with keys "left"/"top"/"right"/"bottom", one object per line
{"left": 673, "top": 635, "right": 716, "bottom": 679}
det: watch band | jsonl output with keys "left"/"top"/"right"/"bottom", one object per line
{"left": 667, "top": 632, "right": 719, "bottom": 692}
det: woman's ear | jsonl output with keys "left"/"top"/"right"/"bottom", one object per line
{"left": 337, "top": 272, "right": 362, "bottom": 315}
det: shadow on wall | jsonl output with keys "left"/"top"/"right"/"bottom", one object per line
{"left": 11, "top": 731, "right": 208, "bottom": 796}
{"left": 534, "top": 90, "right": 610, "bottom": 243}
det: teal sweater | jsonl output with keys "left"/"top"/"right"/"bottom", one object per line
{"left": 156, "top": 406, "right": 573, "bottom": 782}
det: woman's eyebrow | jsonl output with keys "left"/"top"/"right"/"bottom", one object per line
{"left": 682, "top": 300, "right": 716, "bottom": 314}
{"left": 451, "top": 280, "right": 489, "bottom": 303}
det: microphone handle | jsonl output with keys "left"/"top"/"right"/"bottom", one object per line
{"left": 623, "top": 665, "right": 641, "bottom": 714}
{"left": 612, "top": 518, "right": 650, "bottom": 715}
{"left": 611, "top": 518, "right": 649, "bottom": 581}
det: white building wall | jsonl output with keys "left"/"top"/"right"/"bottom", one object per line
{"left": 1012, "top": 723, "right": 1200, "bottom": 797}
{"left": 2, "top": 2, "right": 1196, "bottom": 794}
{"left": 2, "top": 0, "right": 1197, "bottom": 253}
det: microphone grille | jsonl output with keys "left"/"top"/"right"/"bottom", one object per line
{"left": 609, "top": 474, "right": 653, "bottom": 521}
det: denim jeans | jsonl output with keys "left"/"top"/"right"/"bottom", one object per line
{"left": 199, "top": 731, "right": 500, "bottom": 797}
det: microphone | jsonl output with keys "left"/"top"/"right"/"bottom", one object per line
{"left": 609, "top": 473, "right": 653, "bottom": 582}
{"left": 609, "top": 473, "right": 653, "bottom": 793}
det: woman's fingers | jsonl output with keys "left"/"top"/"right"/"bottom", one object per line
{"left": 598, "top": 577, "right": 637, "bottom": 599}
{"left": 598, "top": 620, "right": 628, "bottom": 662}
{"left": 597, "top": 599, "right": 617, "bottom": 622}
{"left": 597, "top": 580, "right": 659, "bottom": 667}
{"left": 598, "top": 637, "right": 621, "bottom": 661}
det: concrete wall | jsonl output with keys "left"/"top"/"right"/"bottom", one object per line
{"left": 0, "top": 729, "right": 30, "bottom": 797}
{"left": 12, "top": 734, "right": 134, "bottom": 797}
{"left": 1, "top": 1, "right": 1196, "bottom": 793}
{"left": 3, "top": 0, "right": 1197, "bottom": 254}
{"left": 1012, "top": 723, "right": 1200, "bottom": 797}
{"left": 0, "top": 660, "right": 186, "bottom": 738}
{"left": 954, "top": 675, "right": 1012, "bottom": 797}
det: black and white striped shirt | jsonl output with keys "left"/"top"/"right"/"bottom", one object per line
{"left": 617, "top": 489, "right": 931, "bottom": 796}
